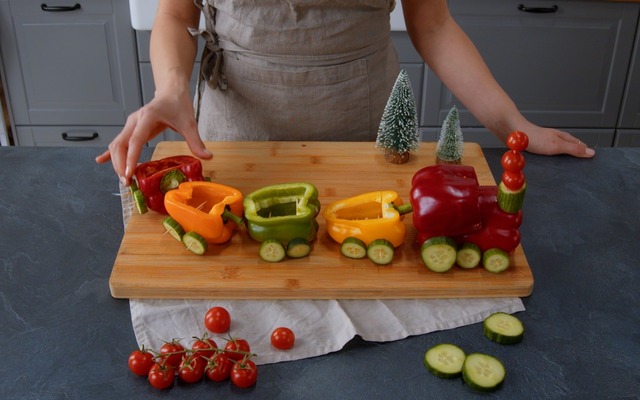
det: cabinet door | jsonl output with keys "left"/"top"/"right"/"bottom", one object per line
{"left": 618, "top": 20, "right": 640, "bottom": 129}
{"left": 0, "top": 0, "right": 140, "bottom": 126}
{"left": 422, "top": 0, "right": 639, "bottom": 129}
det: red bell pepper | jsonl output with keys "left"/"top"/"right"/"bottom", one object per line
{"left": 134, "top": 156, "right": 205, "bottom": 214}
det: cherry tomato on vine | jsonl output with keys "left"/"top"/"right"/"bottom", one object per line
{"left": 502, "top": 171, "right": 526, "bottom": 191}
{"left": 204, "top": 306, "right": 231, "bottom": 334}
{"left": 178, "top": 354, "right": 207, "bottom": 384}
{"left": 224, "top": 337, "right": 251, "bottom": 361}
{"left": 271, "top": 327, "right": 295, "bottom": 350}
{"left": 506, "top": 130, "right": 529, "bottom": 152}
{"left": 230, "top": 359, "right": 258, "bottom": 388}
{"left": 205, "top": 353, "right": 234, "bottom": 382}
{"left": 148, "top": 363, "right": 175, "bottom": 390}
{"left": 159, "top": 339, "right": 186, "bottom": 368}
{"left": 128, "top": 347, "right": 155, "bottom": 377}
{"left": 192, "top": 336, "right": 218, "bottom": 359}
{"left": 501, "top": 150, "right": 526, "bottom": 173}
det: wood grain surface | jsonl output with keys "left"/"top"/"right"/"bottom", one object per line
{"left": 109, "top": 141, "right": 533, "bottom": 299}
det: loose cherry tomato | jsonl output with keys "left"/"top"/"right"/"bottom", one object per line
{"left": 148, "top": 363, "right": 175, "bottom": 390}
{"left": 128, "top": 347, "right": 155, "bottom": 377}
{"left": 506, "top": 130, "right": 529, "bottom": 152}
{"left": 230, "top": 359, "right": 258, "bottom": 388}
{"left": 192, "top": 335, "right": 218, "bottom": 359}
{"left": 270, "top": 327, "right": 295, "bottom": 350}
{"left": 204, "top": 306, "right": 231, "bottom": 334}
{"left": 205, "top": 353, "right": 234, "bottom": 382}
{"left": 502, "top": 171, "right": 526, "bottom": 191}
{"left": 159, "top": 339, "right": 186, "bottom": 369}
{"left": 178, "top": 354, "right": 207, "bottom": 384}
{"left": 224, "top": 337, "right": 251, "bottom": 361}
{"left": 501, "top": 150, "right": 525, "bottom": 173}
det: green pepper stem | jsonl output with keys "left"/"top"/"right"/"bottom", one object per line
{"left": 392, "top": 203, "right": 413, "bottom": 215}
{"left": 222, "top": 208, "right": 244, "bottom": 226}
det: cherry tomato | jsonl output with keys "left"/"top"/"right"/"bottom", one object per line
{"left": 204, "top": 306, "right": 231, "bottom": 334}
{"left": 205, "top": 353, "right": 234, "bottom": 382}
{"left": 501, "top": 150, "right": 526, "bottom": 173}
{"left": 502, "top": 171, "right": 526, "bottom": 191}
{"left": 148, "top": 363, "right": 175, "bottom": 390}
{"left": 230, "top": 359, "right": 258, "bottom": 388}
{"left": 224, "top": 337, "right": 251, "bottom": 361}
{"left": 192, "top": 336, "right": 218, "bottom": 359}
{"left": 159, "top": 339, "right": 186, "bottom": 369}
{"left": 178, "top": 354, "right": 207, "bottom": 384}
{"left": 506, "top": 130, "right": 529, "bottom": 152}
{"left": 270, "top": 327, "right": 295, "bottom": 350}
{"left": 128, "top": 347, "right": 155, "bottom": 377}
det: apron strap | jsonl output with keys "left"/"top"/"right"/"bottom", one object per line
{"left": 190, "top": 0, "right": 227, "bottom": 122}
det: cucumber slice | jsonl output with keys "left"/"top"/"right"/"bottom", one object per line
{"left": 182, "top": 231, "right": 208, "bottom": 255}
{"left": 160, "top": 169, "right": 186, "bottom": 193}
{"left": 132, "top": 189, "right": 148, "bottom": 215}
{"left": 366, "top": 239, "right": 395, "bottom": 265}
{"left": 421, "top": 236, "right": 457, "bottom": 272}
{"left": 259, "top": 239, "right": 286, "bottom": 263}
{"left": 498, "top": 181, "right": 526, "bottom": 214}
{"left": 462, "top": 353, "right": 506, "bottom": 392}
{"left": 424, "top": 343, "right": 466, "bottom": 379}
{"left": 286, "top": 238, "right": 312, "bottom": 259}
{"left": 340, "top": 237, "right": 367, "bottom": 259}
{"left": 456, "top": 242, "right": 481, "bottom": 269}
{"left": 162, "top": 217, "right": 184, "bottom": 242}
{"left": 482, "top": 248, "right": 510, "bottom": 273}
{"left": 483, "top": 312, "right": 524, "bottom": 345}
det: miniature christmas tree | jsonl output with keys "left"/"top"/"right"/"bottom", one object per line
{"left": 375, "top": 70, "right": 419, "bottom": 164}
{"left": 435, "top": 106, "right": 464, "bottom": 164}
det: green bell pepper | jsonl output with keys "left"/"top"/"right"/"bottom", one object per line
{"left": 243, "top": 183, "right": 320, "bottom": 245}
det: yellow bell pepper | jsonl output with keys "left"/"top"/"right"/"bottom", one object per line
{"left": 323, "top": 191, "right": 412, "bottom": 248}
{"left": 164, "top": 181, "right": 244, "bottom": 244}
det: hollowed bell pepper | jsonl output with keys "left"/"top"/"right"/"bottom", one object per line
{"left": 323, "top": 191, "right": 412, "bottom": 248}
{"left": 134, "top": 155, "right": 205, "bottom": 214}
{"left": 243, "top": 183, "right": 320, "bottom": 244}
{"left": 164, "top": 181, "right": 244, "bottom": 244}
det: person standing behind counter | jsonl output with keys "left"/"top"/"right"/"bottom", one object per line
{"left": 96, "top": 0, "right": 595, "bottom": 185}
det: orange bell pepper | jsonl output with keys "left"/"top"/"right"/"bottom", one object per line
{"left": 164, "top": 181, "right": 244, "bottom": 244}
{"left": 323, "top": 191, "right": 412, "bottom": 248}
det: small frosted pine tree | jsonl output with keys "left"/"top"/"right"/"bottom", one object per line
{"left": 376, "top": 70, "right": 419, "bottom": 164}
{"left": 435, "top": 106, "right": 464, "bottom": 164}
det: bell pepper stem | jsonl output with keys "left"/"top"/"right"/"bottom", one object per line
{"left": 392, "top": 203, "right": 413, "bottom": 215}
{"left": 222, "top": 207, "right": 244, "bottom": 226}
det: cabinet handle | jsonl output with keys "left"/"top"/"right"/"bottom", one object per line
{"left": 61, "top": 132, "right": 99, "bottom": 141}
{"left": 517, "top": 4, "right": 558, "bottom": 13}
{"left": 40, "top": 3, "right": 81, "bottom": 12}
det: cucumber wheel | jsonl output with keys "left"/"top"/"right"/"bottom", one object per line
{"left": 160, "top": 169, "right": 186, "bottom": 193}
{"left": 482, "top": 248, "right": 510, "bottom": 273}
{"left": 421, "top": 236, "right": 457, "bottom": 272}
{"left": 131, "top": 188, "right": 148, "bottom": 215}
{"left": 483, "top": 312, "right": 524, "bottom": 345}
{"left": 182, "top": 231, "right": 208, "bottom": 255}
{"left": 456, "top": 242, "right": 481, "bottom": 269}
{"left": 366, "top": 239, "right": 395, "bottom": 265}
{"left": 286, "top": 238, "right": 312, "bottom": 259}
{"left": 162, "top": 217, "right": 184, "bottom": 242}
{"left": 424, "top": 343, "right": 466, "bottom": 379}
{"left": 462, "top": 353, "right": 506, "bottom": 392}
{"left": 340, "top": 237, "right": 367, "bottom": 259}
{"left": 259, "top": 239, "right": 286, "bottom": 263}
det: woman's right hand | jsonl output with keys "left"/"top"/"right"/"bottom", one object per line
{"left": 95, "top": 88, "right": 212, "bottom": 186}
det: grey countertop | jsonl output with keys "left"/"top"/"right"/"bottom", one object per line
{"left": 1, "top": 145, "right": 639, "bottom": 399}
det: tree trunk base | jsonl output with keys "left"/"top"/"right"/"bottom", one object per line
{"left": 436, "top": 156, "right": 461, "bottom": 165}
{"left": 384, "top": 150, "right": 410, "bottom": 164}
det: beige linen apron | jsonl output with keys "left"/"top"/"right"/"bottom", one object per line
{"left": 192, "top": 0, "right": 400, "bottom": 141}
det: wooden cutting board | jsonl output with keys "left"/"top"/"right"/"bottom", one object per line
{"left": 109, "top": 141, "right": 533, "bottom": 299}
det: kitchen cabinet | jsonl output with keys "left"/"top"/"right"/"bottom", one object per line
{"left": 618, "top": 15, "right": 640, "bottom": 139}
{"left": 0, "top": 0, "right": 140, "bottom": 146}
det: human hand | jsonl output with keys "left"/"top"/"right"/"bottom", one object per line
{"left": 518, "top": 124, "right": 595, "bottom": 158}
{"left": 95, "top": 93, "right": 212, "bottom": 185}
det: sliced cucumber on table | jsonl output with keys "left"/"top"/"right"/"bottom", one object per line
{"left": 286, "top": 238, "right": 312, "bottom": 259}
{"left": 424, "top": 343, "right": 466, "bottom": 379}
{"left": 462, "top": 353, "right": 506, "bottom": 392}
{"left": 366, "top": 239, "right": 395, "bottom": 265}
{"left": 340, "top": 237, "right": 367, "bottom": 259}
{"left": 421, "top": 236, "right": 457, "bottom": 272}
{"left": 483, "top": 312, "right": 524, "bottom": 344}
{"left": 259, "top": 239, "right": 286, "bottom": 262}
{"left": 182, "top": 231, "right": 208, "bottom": 255}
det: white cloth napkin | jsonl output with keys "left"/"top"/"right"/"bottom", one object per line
{"left": 130, "top": 298, "right": 524, "bottom": 365}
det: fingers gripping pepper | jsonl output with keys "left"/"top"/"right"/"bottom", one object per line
{"left": 164, "top": 181, "right": 244, "bottom": 244}
{"left": 323, "top": 191, "right": 412, "bottom": 248}
{"left": 134, "top": 156, "right": 205, "bottom": 214}
{"left": 243, "top": 183, "right": 320, "bottom": 245}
